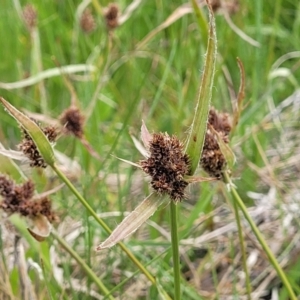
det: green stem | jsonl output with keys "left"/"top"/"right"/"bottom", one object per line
{"left": 51, "top": 230, "right": 114, "bottom": 300}
{"left": 232, "top": 196, "right": 252, "bottom": 299}
{"left": 223, "top": 172, "right": 297, "bottom": 300}
{"left": 51, "top": 164, "right": 160, "bottom": 290}
{"left": 170, "top": 201, "right": 181, "bottom": 300}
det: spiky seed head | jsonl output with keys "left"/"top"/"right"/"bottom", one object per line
{"left": 80, "top": 9, "right": 96, "bottom": 33}
{"left": 19, "top": 122, "right": 58, "bottom": 168}
{"left": 0, "top": 175, "right": 57, "bottom": 223}
{"left": 140, "top": 133, "right": 190, "bottom": 202}
{"left": 59, "top": 106, "right": 84, "bottom": 138}
{"left": 200, "top": 108, "right": 232, "bottom": 178}
{"left": 104, "top": 4, "right": 119, "bottom": 30}
{"left": 23, "top": 4, "right": 37, "bottom": 31}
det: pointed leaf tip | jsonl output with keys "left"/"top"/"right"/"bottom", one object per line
{"left": 185, "top": 2, "right": 217, "bottom": 175}
{"left": 141, "top": 120, "right": 152, "bottom": 150}
{"left": 0, "top": 97, "right": 56, "bottom": 166}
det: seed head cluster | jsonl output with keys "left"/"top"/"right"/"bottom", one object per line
{"left": 23, "top": 4, "right": 37, "bottom": 31}
{"left": 0, "top": 175, "right": 57, "bottom": 223}
{"left": 18, "top": 122, "right": 57, "bottom": 168}
{"left": 104, "top": 4, "right": 119, "bottom": 30}
{"left": 59, "top": 106, "right": 85, "bottom": 138}
{"left": 80, "top": 9, "right": 96, "bottom": 33}
{"left": 200, "top": 108, "right": 232, "bottom": 179}
{"left": 140, "top": 133, "right": 190, "bottom": 202}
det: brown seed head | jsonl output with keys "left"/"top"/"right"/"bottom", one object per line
{"left": 59, "top": 106, "right": 84, "bottom": 138}
{"left": 23, "top": 4, "right": 37, "bottom": 31}
{"left": 140, "top": 133, "right": 190, "bottom": 202}
{"left": 0, "top": 175, "right": 57, "bottom": 223}
{"left": 80, "top": 9, "right": 96, "bottom": 33}
{"left": 0, "top": 175, "right": 15, "bottom": 200}
{"left": 200, "top": 108, "right": 232, "bottom": 178}
{"left": 208, "top": 0, "right": 239, "bottom": 14}
{"left": 105, "top": 4, "right": 119, "bottom": 30}
{"left": 19, "top": 123, "right": 57, "bottom": 168}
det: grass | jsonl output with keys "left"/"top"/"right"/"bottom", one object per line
{"left": 1, "top": 0, "right": 300, "bottom": 299}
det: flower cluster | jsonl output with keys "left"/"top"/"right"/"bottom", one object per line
{"left": 22, "top": 4, "right": 37, "bottom": 31}
{"left": 0, "top": 175, "right": 57, "bottom": 222}
{"left": 59, "top": 106, "right": 85, "bottom": 138}
{"left": 140, "top": 133, "right": 190, "bottom": 202}
{"left": 104, "top": 4, "right": 119, "bottom": 30}
{"left": 80, "top": 8, "right": 96, "bottom": 33}
{"left": 18, "top": 122, "right": 57, "bottom": 168}
{"left": 200, "top": 108, "right": 232, "bottom": 179}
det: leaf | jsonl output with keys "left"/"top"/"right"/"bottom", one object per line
{"left": 191, "top": 0, "right": 208, "bottom": 48}
{"left": 136, "top": 4, "right": 193, "bottom": 49}
{"left": 141, "top": 120, "right": 152, "bottom": 150}
{"left": 0, "top": 65, "right": 96, "bottom": 90}
{"left": 27, "top": 215, "right": 52, "bottom": 242}
{"left": 0, "top": 97, "right": 56, "bottom": 166}
{"left": 130, "top": 134, "right": 149, "bottom": 158}
{"left": 96, "top": 194, "right": 169, "bottom": 250}
{"left": 185, "top": 1, "right": 217, "bottom": 175}
{"left": 231, "top": 57, "right": 245, "bottom": 135}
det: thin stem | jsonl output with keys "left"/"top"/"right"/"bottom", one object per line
{"left": 223, "top": 172, "right": 297, "bottom": 300}
{"left": 232, "top": 197, "right": 252, "bottom": 299}
{"left": 51, "top": 230, "right": 115, "bottom": 300}
{"left": 170, "top": 201, "right": 181, "bottom": 300}
{"left": 51, "top": 164, "right": 159, "bottom": 289}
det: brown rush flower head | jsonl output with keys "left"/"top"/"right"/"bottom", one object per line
{"left": 140, "top": 132, "right": 190, "bottom": 202}
{"left": 104, "top": 3, "right": 119, "bottom": 30}
{"left": 18, "top": 121, "right": 58, "bottom": 168}
{"left": 200, "top": 107, "right": 232, "bottom": 179}
{"left": 59, "top": 106, "right": 84, "bottom": 139}
{"left": 0, "top": 175, "right": 57, "bottom": 223}
{"left": 208, "top": 0, "right": 240, "bottom": 14}
{"left": 80, "top": 8, "right": 96, "bottom": 33}
{"left": 23, "top": 4, "right": 37, "bottom": 31}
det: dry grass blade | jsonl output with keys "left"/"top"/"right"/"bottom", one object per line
{"left": 136, "top": 3, "right": 193, "bottom": 49}
{"left": 96, "top": 194, "right": 168, "bottom": 250}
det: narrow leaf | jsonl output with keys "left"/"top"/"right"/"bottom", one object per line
{"left": 231, "top": 57, "right": 245, "bottom": 135}
{"left": 96, "top": 194, "right": 168, "bottom": 250}
{"left": 0, "top": 97, "right": 56, "bottom": 166}
{"left": 130, "top": 134, "right": 149, "bottom": 158}
{"left": 191, "top": 0, "right": 208, "bottom": 48}
{"left": 27, "top": 215, "right": 52, "bottom": 242}
{"left": 185, "top": 1, "right": 217, "bottom": 175}
{"left": 141, "top": 120, "right": 152, "bottom": 150}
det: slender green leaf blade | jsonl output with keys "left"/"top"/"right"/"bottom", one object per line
{"left": 185, "top": 2, "right": 217, "bottom": 175}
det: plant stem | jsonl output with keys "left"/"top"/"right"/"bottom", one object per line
{"left": 170, "top": 201, "right": 181, "bottom": 300}
{"left": 223, "top": 172, "right": 297, "bottom": 300}
{"left": 51, "top": 230, "right": 115, "bottom": 300}
{"left": 232, "top": 197, "right": 252, "bottom": 299}
{"left": 51, "top": 164, "right": 158, "bottom": 287}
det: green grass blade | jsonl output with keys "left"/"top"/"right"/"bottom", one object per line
{"left": 185, "top": 2, "right": 217, "bottom": 175}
